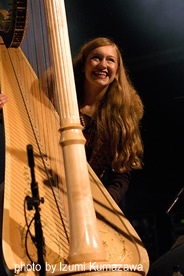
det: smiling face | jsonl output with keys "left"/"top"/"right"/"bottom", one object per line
{"left": 83, "top": 45, "right": 118, "bottom": 93}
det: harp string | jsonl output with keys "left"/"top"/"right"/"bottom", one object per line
{"left": 22, "top": 0, "right": 57, "bottom": 172}
{"left": 8, "top": 0, "right": 70, "bottom": 241}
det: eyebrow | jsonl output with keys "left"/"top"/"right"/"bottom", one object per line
{"left": 90, "top": 52, "right": 117, "bottom": 59}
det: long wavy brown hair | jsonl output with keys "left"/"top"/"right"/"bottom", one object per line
{"left": 73, "top": 37, "right": 144, "bottom": 173}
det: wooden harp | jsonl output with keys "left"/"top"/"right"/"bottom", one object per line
{"left": 0, "top": 0, "right": 149, "bottom": 275}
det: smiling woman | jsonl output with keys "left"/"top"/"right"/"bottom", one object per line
{"left": 73, "top": 37, "right": 144, "bottom": 205}
{"left": 83, "top": 45, "right": 118, "bottom": 95}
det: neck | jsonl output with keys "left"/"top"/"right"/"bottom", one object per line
{"left": 83, "top": 80, "right": 108, "bottom": 103}
{"left": 80, "top": 82, "right": 107, "bottom": 117}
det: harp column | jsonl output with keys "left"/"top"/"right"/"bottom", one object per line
{"left": 44, "top": 0, "right": 106, "bottom": 264}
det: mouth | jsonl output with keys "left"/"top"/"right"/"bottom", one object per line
{"left": 93, "top": 71, "right": 109, "bottom": 78}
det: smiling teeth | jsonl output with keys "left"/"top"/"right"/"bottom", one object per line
{"left": 95, "top": 72, "right": 108, "bottom": 76}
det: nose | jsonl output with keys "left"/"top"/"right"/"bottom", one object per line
{"left": 98, "top": 58, "right": 107, "bottom": 68}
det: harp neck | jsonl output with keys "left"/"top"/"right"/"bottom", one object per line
{"left": 44, "top": 0, "right": 79, "bottom": 127}
{"left": 44, "top": 0, "right": 106, "bottom": 264}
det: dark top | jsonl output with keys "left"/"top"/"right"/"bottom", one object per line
{"left": 80, "top": 112, "right": 130, "bottom": 205}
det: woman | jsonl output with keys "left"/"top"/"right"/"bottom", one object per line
{"left": 73, "top": 37, "right": 144, "bottom": 205}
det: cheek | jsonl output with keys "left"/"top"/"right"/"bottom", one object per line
{"left": 84, "top": 61, "right": 93, "bottom": 73}
{"left": 83, "top": 64, "right": 93, "bottom": 81}
{"left": 89, "top": 60, "right": 98, "bottom": 69}
{"left": 110, "top": 65, "right": 118, "bottom": 78}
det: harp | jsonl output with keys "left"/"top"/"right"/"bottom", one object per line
{"left": 0, "top": 0, "right": 149, "bottom": 275}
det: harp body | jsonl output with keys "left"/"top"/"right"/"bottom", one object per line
{"left": 0, "top": 1, "right": 149, "bottom": 275}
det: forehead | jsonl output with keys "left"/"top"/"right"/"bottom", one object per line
{"left": 88, "top": 45, "right": 118, "bottom": 58}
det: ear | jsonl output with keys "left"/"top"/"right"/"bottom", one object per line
{"left": 115, "top": 72, "right": 119, "bottom": 81}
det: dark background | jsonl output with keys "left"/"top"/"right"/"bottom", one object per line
{"left": 65, "top": 0, "right": 184, "bottom": 264}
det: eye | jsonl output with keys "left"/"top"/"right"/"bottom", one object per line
{"left": 108, "top": 57, "right": 116, "bottom": 63}
{"left": 91, "top": 55, "right": 101, "bottom": 61}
